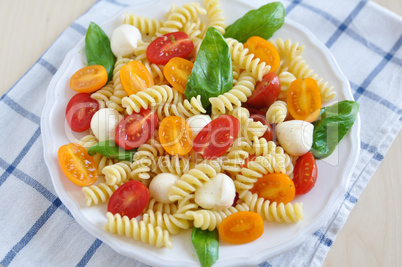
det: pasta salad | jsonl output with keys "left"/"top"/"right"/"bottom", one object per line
{"left": 56, "top": 0, "right": 359, "bottom": 266}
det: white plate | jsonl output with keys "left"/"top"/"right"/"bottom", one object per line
{"left": 41, "top": 0, "right": 361, "bottom": 266}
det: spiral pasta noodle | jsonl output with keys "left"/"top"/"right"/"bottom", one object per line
{"left": 124, "top": 13, "right": 163, "bottom": 36}
{"left": 155, "top": 95, "right": 207, "bottom": 120}
{"left": 270, "top": 38, "right": 304, "bottom": 66}
{"left": 77, "top": 134, "right": 98, "bottom": 149}
{"left": 104, "top": 212, "right": 172, "bottom": 248}
{"left": 168, "top": 160, "right": 221, "bottom": 202}
{"left": 277, "top": 71, "right": 296, "bottom": 100}
{"left": 102, "top": 161, "right": 132, "bottom": 186}
{"left": 109, "top": 56, "right": 131, "bottom": 112}
{"left": 82, "top": 182, "right": 121, "bottom": 206}
{"left": 235, "top": 154, "right": 287, "bottom": 198}
{"left": 185, "top": 203, "right": 249, "bottom": 231}
{"left": 288, "top": 53, "right": 336, "bottom": 103}
{"left": 241, "top": 191, "right": 304, "bottom": 222}
{"left": 146, "top": 198, "right": 178, "bottom": 215}
{"left": 91, "top": 81, "right": 114, "bottom": 109}
{"left": 122, "top": 85, "right": 178, "bottom": 115}
{"left": 226, "top": 38, "right": 271, "bottom": 81}
{"left": 204, "top": 0, "right": 226, "bottom": 35}
{"left": 142, "top": 209, "right": 191, "bottom": 235}
{"left": 266, "top": 100, "right": 288, "bottom": 124}
{"left": 229, "top": 107, "right": 267, "bottom": 141}
{"left": 209, "top": 71, "right": 256, "bottom": 116}
{"left": 156, "top": 2, "right": 207, "bottom": 37}
{"left": 155, "top": 154, "right": 194, "bottom": 176}
{"left": 92, "top": 153, "right": 116, "bottom": 174}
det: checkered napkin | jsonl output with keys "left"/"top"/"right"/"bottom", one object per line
{"left": 0, "top": 0, "right": 401, "bottom": 266}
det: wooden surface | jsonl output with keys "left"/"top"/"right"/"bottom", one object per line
{"left": 0, "top": 0, "right": 401, "bottom": 266}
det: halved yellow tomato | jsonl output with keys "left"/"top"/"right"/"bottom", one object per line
{"left": 244, "top": 36, "right": 281, "bottom": 73}
{"left": 120, "top": 60, "right": 154, "bottom": 95}
{"left": 70, "top": 65, "right": 108, "bottom": 93}
{"left": 163, "top": 57, "right": 194, "bottom": 94}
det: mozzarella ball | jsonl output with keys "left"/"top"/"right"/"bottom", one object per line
{"left": 90, "top": 108, "right": 122, "bottom": 142}
{"left": 149, "top": 173, "right": 180, "bottom": 204}
{"left": 186, "top": 115, "right": 212, "bottom": 138}
{"left": 194, "top": 173, "right": 236, "bottom": 210}
{"left": 275, "top": 120, "right": 314, "bottom": 156}
{"left": 110, "top": 24, "right": 142, "bottom": 57}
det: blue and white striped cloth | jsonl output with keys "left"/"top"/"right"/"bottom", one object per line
{"left": 0, "top": 0, "right": 401, "bottom": 266}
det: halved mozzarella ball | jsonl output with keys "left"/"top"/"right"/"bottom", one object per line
{"left": 149, "top": 173, "right": 180, "bottom": 204}
{"left": 275, "top": 120, "right": 314, "bottom": 156}
{"left": 194, "top": 173, "right": 236, "bottom": 210}
{"left": 186, "top": 115, "right": 212, "bottom": 138}
{"left": 110, "top": 24, "right": 142, "bottom": 57}
{"left": 90, "top": 108, "right": 122, "bottom": 142}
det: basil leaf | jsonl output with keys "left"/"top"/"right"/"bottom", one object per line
{"left": 191, "top": 227, "right": 219, "bottom": 267}
{"left": 311, "top": 100, "right": 359, "bottom": 159}
{"left": 85, "top": 22, "right": 115, "bottom": 81}
{"left": 224, "top": 2, "right": 285, "bottom": 43}
{"left": 185, "top": 27, "right": 233, "bottom": 109}
{"left": 87, "top": 140, "right": 136, "bottom": 161}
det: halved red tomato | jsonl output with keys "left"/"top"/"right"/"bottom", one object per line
{"left": 287, "top": 78, "right": 321, "bottom": 122}
{"left": 250, "top": 173, "right": 295, "bottom": 204}
{"left": 58, "top": 143, "right": 98, "bottom": 186}
{"left": 65, "top": 93, "right": 99, "bottom": 132}
{"left": 120, "top": 60, "right": 154, "bottom": 95}
{"left": 115, "top": 109, "right": 158, "bottom": 150}
{"left": 193, "top": 115, "right": 240, "bottom": 159}
{"left": 246, "top": 72, "right": 280, "bottom": 109}
{"left": 146, "top": 32, "right": 194, "bottom": 65}
{"left": 293, "top": 152, "right": 318, "bottom": 195}
{"left": 163, "top": 57, "right": 194, "bottom": 93}
{"left": 108, "top": 181, "right": 150, "bottom": 219}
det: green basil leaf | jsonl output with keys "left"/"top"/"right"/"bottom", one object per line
{"left": 85, "top": 22, "right": 115, "bottom": 81}
{"left": 224, "top": 2, "right": 285, "bottom": 43}
{"left": 87, "top": 140, "right": 136, "bottom": 161}
{"left": 185, "top": 27, "right": 233, "bottom": 109}
{"left": 311, "top": 100, "right": 359, "bottom": 159}
{"left": 191, "top": 227, "right": 219, "bottom": 267}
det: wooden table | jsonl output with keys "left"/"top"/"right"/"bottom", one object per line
{"left": 1, "top": 0, "right": 401, "bottom": 266}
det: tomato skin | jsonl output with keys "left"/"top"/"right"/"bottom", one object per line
{"left": 287, "top": 78, "right": 321, "bottom": 122}
{"left": 159, "top": 116, "right": 193, "bottom": 156}
{"left": 120, "top": 60, "right": 154, "bottom": 95}
{"left": 147, "top": 32, "right": 194, "bottom": 65}
{"left": 246, "top": 72, "right": 280, "bottom": 109}
{"left": 115, "top": 109, "right": 158, "bottom": 150}
{"left": 66, "top": 93, "right": 99, "bottom": 132}
{"left": 244, "top": 36, "right": 281, "bottom": 73}
{"left": 293, "top": 152, "right": 318, "bottom": 195}
{"left": 249, "top": 113, "right": 273, "bottom": 141}
{"left": 70, "top": 65, "right": 108, "bottom": 93}
{"left": 108, "top": 181, "right": 150, "bottom": 219}
{"left": 218, "top": 211, "right": 264, "bottom": 244}
{"left": 193, "top": 115, "right": 240, "bottom": 159}
{"left": 250, "top": 173, "right": 295, "bottom": 204}
{"left": 58, "top": 143, "right": 98, "bottom": 186}
{"left": 163, "top": 57, "right": 194, "bottom": 93}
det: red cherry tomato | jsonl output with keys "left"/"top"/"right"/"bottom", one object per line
{"left": 193, "top": 115, "right": 240, "bottom": 159}
{"left": 65, "top": 93, "right": 99, "bottom": 132}
{"left": 146, "top": 32, "right": 194, "bottom": 65}
{"left": 293, "top": 152, "right": 318, "bottom": 195}
{"left": 115, "top": 109, "right": 158, "bottom": 150}
{"left": 246, "top": 72, "right": 280, "bottom": 109}
{"left": 108, "top": 181, "right": 150, "bottom": 219}
{"left": 249, "top": 113, "right": 273, "bottom": 141}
